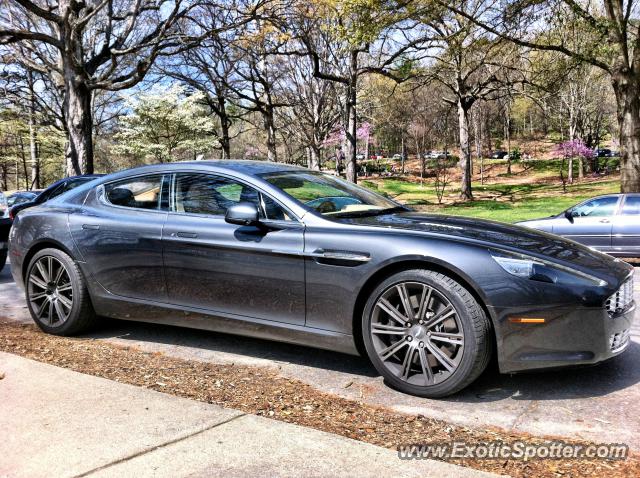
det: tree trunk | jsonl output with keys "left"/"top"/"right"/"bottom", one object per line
{"left": 365, "top": 133, "right": 370, "bottom": 163}
{"left": 27, "top": 71, "right": 39, "bottom": 189}
{"left": 309, "top": 145, "right": 321, "bottom": 170}
{"left": 458, "top": 99, "right": 473, "bottom": 200}
{"left": 219, "top": 109, "right": 231, "bottom": 160}
{"left": 473, "top": 108, "right": 483, "bottom": 185}
{"left": 505, "top": 103, "right": 512, "bottom": 175}
{"left": 344, "top": 50, "right": 358, "bottom": 184}
{"left": 400, "top": 136, "right": 406, "bottom": 175}
{"left": 18, "top": 136, "right": 29, "bottom": 189}
{"left": 264, "top": 107, "right": 277, "bottom": 162}
{"left": 568, "top": 157, "right": 574, "bottom": 184}
{"left": 578, "top": 157, "right": 584, "bottom": 180}
{"left": 63, "top": 66, "right": 93, "bottom": 175}
{"left": 613, "top": 75, "right": 640, "bottom": 192}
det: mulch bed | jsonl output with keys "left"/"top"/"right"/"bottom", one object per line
{"left": 1, "top": 321, "right": 638, "bottom": 477}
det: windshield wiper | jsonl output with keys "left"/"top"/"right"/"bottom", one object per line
{"left": 332, "top": 206, "right": 408, "bottom": 218}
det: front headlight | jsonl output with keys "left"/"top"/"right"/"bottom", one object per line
{"left": 490, "top": 251, "right": 607, "bottom": 287}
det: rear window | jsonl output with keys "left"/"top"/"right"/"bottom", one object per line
{"left": 104, "top": 175, "right": 168, "bottom": 211}
{"left": 622, "top": 196, "right": 640, "bottom": 215}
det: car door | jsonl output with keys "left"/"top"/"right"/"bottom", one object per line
{"left": 553, "top": 195, "right": 620, "bottom": 251}
{"left": 68, "top": 173, "right": 170, "bottom": 302}
{"left": 612, "top": 194, "right": 640, "bottom": 255}
{"left": 162, "top": 172, "right": 306, "bottom": 325}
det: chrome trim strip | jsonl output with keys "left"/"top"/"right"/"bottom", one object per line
{"left": 307, "top": 249, "right": 371, "bottom": 262}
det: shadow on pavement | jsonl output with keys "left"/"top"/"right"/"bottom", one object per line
{"left": 446, "top": 342, "right": 640, "bottom": 403}
{"left": 82, "top": 318, "right": 640, "bottom": 401}
{"left": 83, "top": 318, "right": 379, "bottom": 377}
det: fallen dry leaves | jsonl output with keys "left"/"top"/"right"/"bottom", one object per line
{"left": 1, "top": 321, "right": 638, "bottom": 478}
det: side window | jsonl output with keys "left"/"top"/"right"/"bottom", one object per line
{"left": 173, "top": 173, "right": 291, "bottom": 220}
{"left": 572, "top": 197, "right": 619, "bottom": 217}
{"left": 104, "top": 175, "right": 166, "bottom": 211}
{"left": 622, "top": 196, "right": 640, "bottom": 215}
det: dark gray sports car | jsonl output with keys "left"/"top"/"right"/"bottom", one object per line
{"left": 8, "top": 161, "right": 635, "bottom": 397}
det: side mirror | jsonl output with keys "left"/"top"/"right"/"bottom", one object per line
{"left": 564, "top": 209, "right": 575, "bottom": 223}
{"left": 225, "top": 202, "right": 260, "bottom": 226}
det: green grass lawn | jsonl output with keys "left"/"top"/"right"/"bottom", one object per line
{"left": 362, "top": 177, "right": 620, "bottom": 223}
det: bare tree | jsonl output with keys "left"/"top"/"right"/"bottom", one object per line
{"left": 434, "top": 155, "right": 451, "bottom": 204}
{"left": 0, "top": 0, "right": 258, "bottom": 174}
{"left": 276, "top": 38, "right": 341, "bottom": 169}
{"left": 160, "top": 32, "right": 244, "bottom": 159}
{"left": 442, "top": 0, "right": 640, "bottom": 192}
{"left": 289, "top": 3, "right": 434, "bottom": 182}
{"left": 417, "top": 4, "right": 525, "bottom": 200}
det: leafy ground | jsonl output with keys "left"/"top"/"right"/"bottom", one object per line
{"left": 1, "top": 321, "right": 637, "bottom": 478}
{"left": 362, "top": 158, "right": 621, "bottom": 223}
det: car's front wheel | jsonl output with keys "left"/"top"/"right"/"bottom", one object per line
{"left": 362, "top": 269, "right": 492, "bottom": 398}
{"left": 25, "top": 248, "right": 97, "bottom": 335}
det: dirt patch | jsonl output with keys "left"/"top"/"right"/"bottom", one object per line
{"left": 0, "top": 321, "right": 637, "bottom": 478}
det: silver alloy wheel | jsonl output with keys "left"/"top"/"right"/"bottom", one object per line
{"left": 27, "top": 255, "right": 73, "bottom": 327}
{"left": 370, "top": 281, "right": 464, "bottom": 386}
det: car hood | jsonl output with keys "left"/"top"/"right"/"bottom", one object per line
{"left": 515, "top": 214, "right": 561, "bottom": 226}
{"left": 340, "top": 212, "right": 632, "bottom": 285}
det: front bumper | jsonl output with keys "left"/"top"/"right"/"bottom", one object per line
{"left": 492, "top": 302, "right": 635, "bottom": 373}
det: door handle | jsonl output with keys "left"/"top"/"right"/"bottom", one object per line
{"left": 599, "top": 219, "right": 611, "bottom": 223}
{"left": 81, "top": 224, "right": 100, "bottom": 230}
{"left": 175, "top": 232, "right": 198, "bottom": 238}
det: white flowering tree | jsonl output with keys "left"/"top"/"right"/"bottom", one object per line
{"left": 116, "top": 85, "right": 218, "bottom": 164}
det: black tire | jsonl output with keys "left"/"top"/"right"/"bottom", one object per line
{"left": 0, "top": 249, "right": 6, "bottom": 273}
{"left": 25, "top": 248, "right": 97, "bottom": 335}
{"left": 362, "top": 269, "right": 492, "bottom": 398}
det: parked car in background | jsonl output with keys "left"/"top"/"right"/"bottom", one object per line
{"left": 9, "top": 175, "right": 103, "bottom": 220}
{"left": 517, "top": 194, "right": 640, "bottom": 257}
{"left": 0, "top": 216, "right": 8, "bottom": 271}
{"left": 392, "top": 153, "right": 402, "bottom": 160}
{"left": 596, "top": 148, "right": 612, "bottom": 158}
{"left": 7, "top": 191, "right": 39, "bottom": 208}
{"left": 0, "top": 191, "right": 7, "bottom": 218}
{"left": 0, "top": 191, "right": 39, "bottom": 271}
{"left": 427, "top": 151, "right": 449, "bottom": 159}
{"left": 356, "top": 153, "right": 365, "bottom": 160}
{"left": 9, "top": 161, "right": 634, "bottom": 397}
{"left": 0, "top": 191, "right": 8, "bottom": 271}
{"left": 491, "top": 150, "right": 509, "bottom": 159}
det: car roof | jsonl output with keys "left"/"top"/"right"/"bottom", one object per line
{"left": 90, "top": 160, "right": 307, "bottom": 182}
{"left": 162, "top": 160, "right": 305, "bottom": 175}
{"left": 41, "top": 174, "right": 104, "bottom": 191}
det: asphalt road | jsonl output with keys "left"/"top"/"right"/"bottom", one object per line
{"left": 2, "top": 260, "right": 639, "bottom": 449}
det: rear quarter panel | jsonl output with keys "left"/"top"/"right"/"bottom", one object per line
{"left": 9, "top": 206, "right": 80, "bottom": 289}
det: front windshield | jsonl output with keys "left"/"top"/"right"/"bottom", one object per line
{"left": 260, "top": 171, "right": 405, "bottom": 217}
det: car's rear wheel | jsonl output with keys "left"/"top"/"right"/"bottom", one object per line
{"left": 26, "top": 248, "right": 97, "bottom": 335}
{"left": 362, "top": 269, "right": 492, "bottom": 397}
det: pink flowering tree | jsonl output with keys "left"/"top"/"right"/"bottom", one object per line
{"left": 554, "top": 139, "right": 595, "bottom": 187}
{"left": 322, "top": 122, "right": 374, "bottom": 174}
{"left": 244, "top": 146, "right": 263, "bottom": 160}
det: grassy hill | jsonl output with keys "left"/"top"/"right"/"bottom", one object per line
{"left": 361, "top": 158, "right": 620, "bottom": 223}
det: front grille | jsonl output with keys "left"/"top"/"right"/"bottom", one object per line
{"left": 609, "top": 329, "right": 631, "bottom": 353}
{"left": 605, "top": 278, "right": 634, "bottom": 316}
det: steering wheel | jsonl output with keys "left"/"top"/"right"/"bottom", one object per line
{"left": 315, "top": 200, "right": 337, "bottom": 213}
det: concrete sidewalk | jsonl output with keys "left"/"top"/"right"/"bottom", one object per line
{"left": 0, "top": 352, "right": 496, "bottom": 478}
